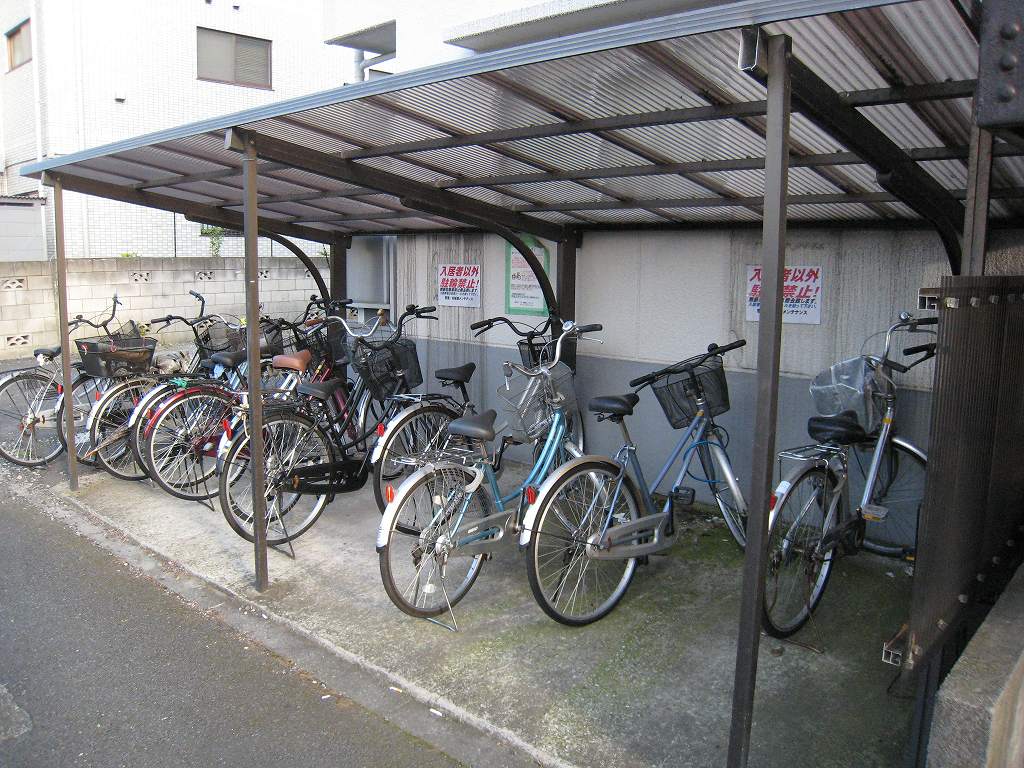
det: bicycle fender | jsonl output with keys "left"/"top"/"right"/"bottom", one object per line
{"left": 375, "top": 461, "right": 467, "bottom": 552}
{"left": 518, "top": 455, "right": 613, "bottom": 549}
{"left": 370, "top": 401, "right": 453, "bottom": 465}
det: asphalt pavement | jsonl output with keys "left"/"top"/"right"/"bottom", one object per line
{"left": 0, "top": 493, "right": 462, "bottom": 768}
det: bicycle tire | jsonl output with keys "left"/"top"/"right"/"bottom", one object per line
{"left": 378, "top": 463, "right": 488, "bottom": 618}
{"left": 218, "top": 410, "right": 336, "bottom": 545}
{"left": 762, "top": 463, "right": 837, "bottom": 638}
{"left": 0, "top": 370, "right": 64, "bottom": 467}
{"left": 91, "top": 377, "right": 155, "bottom": 481}
{"left": 526, "top": 458, "right": 640, "bottom": 626}
{"left": 372, "top": 403, "right": 459, "bottom": 514}
{"left": 849, "top": 438, "right": 925, "bottom": 557}
{"left": 56, "top": 375, "right": 108, "bottom": 467}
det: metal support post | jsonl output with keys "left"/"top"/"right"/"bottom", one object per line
{"left": 963, "top": 121, "right": 993, "bottom": 276}
{"left": 242, "top": 137, "right": 269, "bottom": 591}
{"left": 556, "top": 231, "right": 579, "bottom": 368}
{"left": 328, "top": 234, "right": 350, "bottom": 368}
{"left": 49, "top": 175, "right": 78, "bottom": 491}
{"left": 728, "top": 31, "right": 792, "bottom": 768}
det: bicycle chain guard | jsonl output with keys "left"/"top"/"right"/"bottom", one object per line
{"left": 286, "top": 459, "right": 368, "bottom": 497}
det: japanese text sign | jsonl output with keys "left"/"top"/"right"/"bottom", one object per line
{"left": 746, "top": 265, "right": 822, "bottom": 325}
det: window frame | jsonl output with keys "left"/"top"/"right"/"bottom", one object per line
{"left": 195, "top": 26, "right": 272, "bottom": 90}
{"left": 6, "top": 19, "right": 31, "bottom": 72}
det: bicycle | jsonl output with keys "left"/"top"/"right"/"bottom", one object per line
{"left": 761, "top": 313, "right": 935, "bottom": 638}
{"left": 217, "top": 304, "right": 434, "bottom": 545}
{"left": 368, "top": 314, "right": 576, "bottom": 515}
{"left": 520, "top": 338, "right": 748, "bottom": 626}
{"left": 376, "top": 320, "right": 599, "bottom": 626}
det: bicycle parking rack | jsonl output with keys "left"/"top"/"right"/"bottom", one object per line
{"left": 22, "top": 1, "right": 1024, "bottom": 763}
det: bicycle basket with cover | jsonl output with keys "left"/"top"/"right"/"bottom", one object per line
{"left": 809, "top": 356, "right": 890, "bottom": 433}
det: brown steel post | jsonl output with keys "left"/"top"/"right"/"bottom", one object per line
{"left": 242, "top": 137, "right": 269, "bottom": 591}
{"left": 963, "top": 121, "right": 993, "bottom": 276}
{"left": 556, "top": 231, "right": 579, "bottom": 368}
{"left": 50, "top": 175, "right": 79, "bottom": 491}
{"left": 328, "top": 235, "right": 349, "bottom": 367}
{"left": 727, "top": 32, "right": 791, "bottom": 768}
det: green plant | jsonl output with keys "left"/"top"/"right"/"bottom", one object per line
{"left": 119, "top": 251, "right": 139, "bottom": 258}
{"left": 201, "top": 225, "right": 225, "bottom": 258}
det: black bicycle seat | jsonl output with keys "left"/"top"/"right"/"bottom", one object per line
{"left": 297, "top": 378, "right": 344, "bottom": 401}
{"left": 588, "top": 393, "right": 640, "bottom": 417}
{"left": 33, "top": 346, "right": 61, "bottom": 359}
{"left": 807, "top": 410, "right": 868, "bottom": 445}
{"left": 434, "top": 362, "right": 476, "bottom": 384}
{"left": 210, "top": 349, "right": 248, "bottom": 368}
{"left": 447, "top": 409, "right": 496, "bottom": 442}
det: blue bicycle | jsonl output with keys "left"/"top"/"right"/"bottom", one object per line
{"left": 376, "top": 320, "right": 600, "bottom": 625}
{"left": 520, "top": 339, "right": 748, "bottom": 625}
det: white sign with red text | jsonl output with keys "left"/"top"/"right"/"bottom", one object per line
{"left": 437, "top": 263, "right": 481, "bottom": 307}
{"left": 746, "top": 265, "right": 822, "bottom": 325}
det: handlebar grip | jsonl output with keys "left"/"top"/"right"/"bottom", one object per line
{"left": 914, "top": 317, "right": 938, "bottom": 326}
{"left": 189, "top": 290, "right": 202, "bottom": 300}
{"left": 576, "top": 323, "right": 602, "bottom": 333}
{"left": 886, "top": 360, "right": 910, "bottom": 374}
{"left": 417, "top": 306, "right": 437, "bottom": 314}
{"left": 903, "top": 342, "right": 936, "bottom": 356}
{"left": 628, "top": 373, "right": 655, "bottom": 388}
{"left": 708, "top": 338, "right": 747, "bottom": 354}
{"left": 149, "top": 315, "right": 172, "bottom": 324}
{"left": 469, "top": 319, "right": 492, "bottom": 331}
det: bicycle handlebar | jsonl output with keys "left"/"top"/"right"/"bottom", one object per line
{"left": 502, "top": 320, "right": 600, "bottom": 379}
{"left": 471, "top": 315, "right": 553, "bottom": 339}
{"left": 629, "top": 338, "right": 746, "bottom": 389}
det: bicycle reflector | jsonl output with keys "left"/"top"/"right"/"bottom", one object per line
{"left": 769, "top": 492, "right": 777, "bottom": 510}
{"left": 56, "top": 384, "right": 62, "bottom": 394}
{"left": 377, "top": 423, "right": 386, "bottom": 437}
{"left": 385, "top": 484, "right": 395, "bottom": 504}
{"left": 221, "top": 418, "right": 232, "bottom": 439}
{"left": 526, "top": 485, "right": 538, "bottom": 505}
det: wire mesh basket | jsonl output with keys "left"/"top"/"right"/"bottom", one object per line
{"left": 350, "top": 338, "right": 422, "bottom": 400}
{"left": 497, "top": 361, "right": 576, "bottom": 443}
{"left": 195, "top": 320, "right": 244, "bottom": 361}
{"left": 652, "top": 354, "right": 729, "bottom": 429}
{"left": 518, "top": 336, "right": 577, "bottom": 373}
{"left": 75, "top": 335, "right": 158, "bottom": 378}
{"left": 810, "top": 355, "right": 890, "bottom": 433}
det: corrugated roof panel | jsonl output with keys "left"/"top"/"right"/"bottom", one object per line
{"left": 766, "top": 15, "right": 889, "bottom": 91}
{"left": 579, "top": 208, "right": 675, "bottom": 223}
{"left": 856, "top": 104, "right": 944, "bottom": 149}
{"left": 291, "top": 100, "right": 450, "bottom": 148}
{"left": 529, "top": 211, "right": 582, "bottom": 224}
{"left": 354, "top": 156, "right": 454, "bottom": 184}
{"left": 615, "top": 120, "right": 767, "bottom": 161}
{"left": 497, "top": 46, "right": 709, "bottom": 119}
{"left": 993, "top": 156, "right": 1024, "bottom": 188}
{"left": 882, "top": 0, "right": 977, "bottom": 81}
{"left": 402, "top": 145, "right": 540, "bottom": 178}
{"left": 593, "top": 174, "right": 719, "bottom": 199}
{"left": 498, "top": 180, "right": 613, "bottom": 205}
{"left": 117, "top": 146, "right": 224, "bottom": 175}
{"left": 668, "top": 206, "right": 762, "bottom": 222}
{"left": 456, "top": 187, "right": 540, "bottom": 208}
{"left": 918, "top": 159, "right": 967, "bottom": 189}
{"left": 829, "top": 163, "right": 885, "bottom": 192}
{"left": 493, "top": 133, "right": 649, "bottom": 170}
{"left": 241, "top": 117, "right": 358, "bottom": 155}
{"left": 787, "top": 203, "right": 882, "bottom": 219}
{"left": 377, "top": 76, "right": 555, "bottom": 133}
{"left": 694, "top": 167, "right": 843, "bottom": 197}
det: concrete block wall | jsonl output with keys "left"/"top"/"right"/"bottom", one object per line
{"left": 0, "top": 255, "right": 329, "bottom": 359}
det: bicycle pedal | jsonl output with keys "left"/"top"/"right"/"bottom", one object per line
{"left": 671, "top": 486, "right": 696, "bottom": 507}
{"left": 862, "top": 504, "right": 889, "bottom": 522}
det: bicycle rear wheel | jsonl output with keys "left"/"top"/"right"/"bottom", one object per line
{"left": 848, "top": 439, "right": 925, "bottom": 557}
{"left": 762, "top": 465, "right": 837, "bottom": 638}
{"left": 0, "top": 370, "right": 64, "bottom": 466}
{"left": 526, "top": 460, "right": 639, "bottom": 626}
{"left": 378, "top": 465, "right": 488, "bottom": 618}
{"left": 372, "top": 403, "right": 458, "bottom": 514}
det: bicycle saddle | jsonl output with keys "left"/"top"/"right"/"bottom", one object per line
{"left": 271, "top": 349, "right": 313, "bottom": 373}
{"left": 447, "top": 409, "right": 496, "bottom": 442}
{"left": 434, "top": 362, "right": 476, "bottom": 384}
{"left": 807, "top": 410, "right": 868, "bottom": 445}
{"left": 211, "top": 345, "right": 276, "bottom": 369}
{"left": 297, "top": 378, "right": 344, "bottom": 400}
{"left": 588, "top": 393, "right": 640, "bottom": 417}
{"left": 33, "top": 346, "right": 61, "bottom": 359}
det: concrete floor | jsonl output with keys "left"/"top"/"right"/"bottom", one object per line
{"left": 5, "top": 457, "right": 914, "bottom": 768}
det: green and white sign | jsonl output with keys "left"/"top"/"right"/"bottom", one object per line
{"left": 505, "top": 235, "right": 550, "bottom": 316}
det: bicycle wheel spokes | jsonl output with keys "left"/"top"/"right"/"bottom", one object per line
{"left": 380, "top": 465, "right": 486, "bottom": 618}
{"left": 94, "top": 382, "right": 150, "bottom": 480}
{"left": 849, "top": 442, "right": 925, "bottom": 556}
{"left": 0, "top": 372, "right": 63, "bottom": 466}
{"left": 528, "top": 462, "right": 638, "bottom": 626}
{"left": 763, "top": 469, "right": 834, "bottom": 637}
{"left": 148, "top": 393, "right": 228, "bottom": 498}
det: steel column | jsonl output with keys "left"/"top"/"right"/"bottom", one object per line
{"left": 964, "top": 122, "right": 994, "bottom": 276}
{"left": 242, "top": 137, "right": 269, "bottom": 591}
{"left": 328, "top": 235, "right": 349, "bottom": 366}
{"left": 727, "top": 32, "right": 791, "bottom": 768}
{"left": 556, "top": 232, "right": 579, "bottom": 368}
{"left": 50, "top": 176, "right": 78, "bottom": 491}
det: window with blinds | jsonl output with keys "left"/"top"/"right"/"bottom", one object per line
{"left": 197, "top": 27, "right": 271, "bottom": 89}
{"left": 6, "top": 19, "right": 31, "bottom": 71}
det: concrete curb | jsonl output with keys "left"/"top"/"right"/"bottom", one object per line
{"left": 28, "top": 474, "right": 573, "bottom": 768}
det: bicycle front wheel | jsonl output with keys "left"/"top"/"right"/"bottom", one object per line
{"left": 379, "top": 464, "right": 489, "bottom": 618}
{"left": 56, "top": 375, "right": 109, "bottom": 467}
{"left": 91, "top": 378, "right": 155, "bottom": 481}
{"left": 219, "top": 411, "right": 335, "bottom": 545}
{"left": 762, "top": 465, "right": 837, "bottom": 638}
{"left": 848, "top": 439, "right": 925, "bottom": 557}
{"left": 0, "top": 370, "right": 64, "bottom": 466}
{"left": 526, "top": 460, "right": 640, "bottom": 626}
{"left": 372, "top": 403, "right": 458, "bottom": 514}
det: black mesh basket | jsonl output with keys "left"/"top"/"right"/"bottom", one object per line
{"left": 75, "top": 335, "right": 158, "bottom": 378}
{"left": 196, "top": 320, "right": 244, "bottom": 361}
{"left": 651, "top": 355, "right": 730, "bottom": 429}
{"left": 518, "top": 336, "right": 577, "bottom": 372}
{"left": 350, "top": 338, "right": 422, "bottom": 400}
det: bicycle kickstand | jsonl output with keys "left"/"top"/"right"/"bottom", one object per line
{"left": 423, "top": 565, "right": 459, "bottom": 633}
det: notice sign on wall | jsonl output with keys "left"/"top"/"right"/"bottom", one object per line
{"left": 505, "top": 235, "right": 551, "bottom": 316}
{"left": 437, "top": 264, "right": 481, "bottom": 307}
{"left": 746, "top": 265, "right": 822, "bottom": 325}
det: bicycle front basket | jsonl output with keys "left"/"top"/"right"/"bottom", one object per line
{"left": 497, "top": 361, "right": 574, "bottom": 443}
{"left": 810, "top": 356, "right": 887, "bottom": 433}
{"left": 75, "top": 335, "right": 157, "bottom": 378}
{"left": 651, "top": 355, "right": 729, "bottom": 429}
